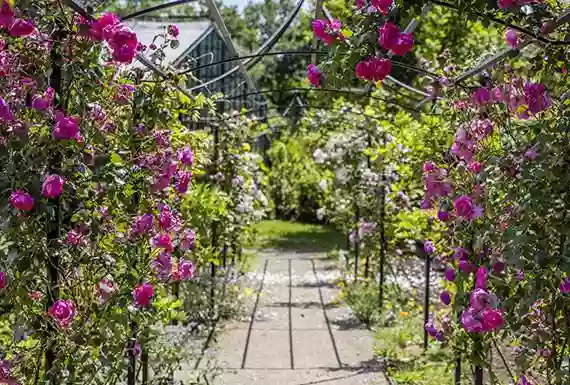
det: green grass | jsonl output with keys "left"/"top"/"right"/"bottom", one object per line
{"left": 248, "top": 220, "right": 345, "bottom": 251}
{"left": 375, "top": 312, "right": 459, "bottom": 385}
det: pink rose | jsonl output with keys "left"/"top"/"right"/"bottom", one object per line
{"left": 180, "top": 229, "right": 196, "bottom": 251}
{"left": 9, "top": 19, "right": 36, "bottom": 37}
{"left": 168, "top": 24, "right": 180, "bottom": 37}
{"left": 53, "top": 112, "right": 81, "bottom": 141}
{"left": 48, "top": 299, "right": 77, "bottom": 328}
{"left": 89, "top": 12, "right": 119, "bottom": 41}
{"left": 42, "top": 174, "right": 65, "bottom": 199}
{"left": 132, "top": 283, "right": 154, "bottom": 307}
{"left": 151, "top": 233, "right": 173, "bottom": 252}
{"left": 0, "top": 0, "right": 14, "bottom": 29}
{"left": 470, "top": 289, "right": 497, "bottom": 311}
{"left": 307, "top": 64, "right": 322, "bottom": 87}
{"left": 9, "top": 190, "right": 34, "bottom": 211}
{"left": 453, "top": 195, "right": 483, "bottom": 221}
{"left": 97, "top": 278, "right": 116, "bottom": 303}
{"left": 178, "top": 258, "right": 195, "bottom": 280}
{"left": 0, "top": 271, "right": 6, "bottom": 289}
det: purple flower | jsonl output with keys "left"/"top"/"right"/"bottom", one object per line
{"left": 475, "top": 266, "right": 488, "bottom": 289}
{"left": 444, "top": 266, "right": 456, "bottom": 281}
{"left": 471, "top": 87, "right": 491, "bottom": 105}
{"left": 440, "top": 291, "right": 451, "bottom": 305}
{"left": 178, "top": 146, "right": 195, "bottom": 166}
{"left": 180, "top": 229, "right": 196, "bottom": 251}
{"left": 424, "top": 322, "right": 437, "bottom": 337}
{"left": 470, "top": 289, "right": 498, "bottom": 311}
{"left": 458, "top": 260, "right": 475, "bottom": 274}
{"left": 437, "top": 210, "right": 450, "bottom": 222}
{"left": 151, "top": 251, "right": 172, "bottom": 281}
{"left": 423, "top": 240, "right": 435, "bottom": 255}
{"left": 175, "top": 171, "right": 192, "bottom": 194}
{"left": 492, "top": 261, "right": 505, "bottom": 274}
{"left": 524, "top": 83, "right": 551, "bottom": 115}
{"left": 0, "top": 97, "right": 13, "bottom": 121}
{"left": 559, "top": 277, "right": 570, "bottom": 293}
{"left": 453, "top": 247, "right": 469, "bottom": 260}
{"left": 505, "top": 28, "right": 519, "bottom": 48}
{"left": 129, "top": 214, "right": 154, "bottom": 238}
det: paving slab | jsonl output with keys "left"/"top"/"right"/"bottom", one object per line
{"left": 252, "top": 306, "right": 290, "bottom": 330}
{"left": 293, "top": 330, "right": 340, "bottom": 369}
{"left": 217, "top": 369, "right": 384, "bottom": 385}
{"left": 291, "top": 287, "right": 320, "bottom": 305}
{"left": 333, "top": 330, "right": 376, "bottom": 368}
{"left": 244, "top": 330, "right": 291, "bottom": 369}
{"left": 291, "top": 307, "right": 328, "bottom": 330}
{"left": 258, "top": 286, "right": 289, "bottom": 307}
{"left": 215, "top": 329, "right": 248, "bottom": 368}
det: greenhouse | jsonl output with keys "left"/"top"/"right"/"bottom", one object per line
{"left": 0, "top": 0, "right": 567, "bottom": 384}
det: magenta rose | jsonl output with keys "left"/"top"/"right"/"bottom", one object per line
{"left": 42, "top": 174, "right": 65, "bottom": 198}
{"left": 132, "top": 283, "right": 154, "bottom": 307}
{"left": 48, "top": 299, "right": 77, "bottom": 328}
{"left": 9, "top": 190, "right": 34, "bottom": 211}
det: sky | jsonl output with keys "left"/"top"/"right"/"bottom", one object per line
{"left": 220, "top": 0, "right": 258, "bottom": 10}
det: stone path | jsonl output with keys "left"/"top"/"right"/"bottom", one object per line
{"left": 212, "top": 250, "right": 387, "bottom": 385}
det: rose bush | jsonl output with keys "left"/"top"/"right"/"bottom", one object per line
{"left": 0, "top": 1, "right": 262, "bottom": 383}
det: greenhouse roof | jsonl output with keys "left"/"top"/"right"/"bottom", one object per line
{"left": 125, "top": 19, "right": 214, "bottom": 65}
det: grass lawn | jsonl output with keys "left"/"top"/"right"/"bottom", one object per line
{"left": 248, "top": 219, "right": 345, "bottom": 252}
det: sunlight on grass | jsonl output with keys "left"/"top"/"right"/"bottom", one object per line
{"left": 248, "top": 220, "right": 345, "bottom": 251}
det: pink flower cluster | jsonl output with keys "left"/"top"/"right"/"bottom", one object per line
{"left": 355, "top": 0, "right": 393, "bottom": 15}
{"left": 378, "top": 22, "right": 414, "bottom": 56}
{"left": 461, "top": 288, "right": 504, "bottom": 333}
{"left": 84, "top": 13, "right": 138, "bottom": 64}
{"left": 355, "top": 57, "right": 392, "bottom": 82}
{"left": 0, "top": 1, "right": 36, "bottom": 37}
{"left": 312, "top": 19, "right": 345, "bottom": 46}
{"left": 422, "top": 162, "right": 452, "bottom": 201}
{"left": 471, "top": 81, "right": 551, "bottom": 119}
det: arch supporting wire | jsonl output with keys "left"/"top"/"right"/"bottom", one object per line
{"left": 188, "top": 0, "right": 306, "bottom": 92}
{"left": 414, "top": 8, "right": 570, "bottom": 109}
{"left": 120, "top": 0, "right": 198, "bottom": 21}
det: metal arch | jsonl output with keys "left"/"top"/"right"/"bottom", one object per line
{"left": 217, "top": 87, "right": 421, "bottom": 113}
{"left": 188, "top": 0, "right": 306, "bottom": 92}
{"left": 120, "top": 0, "right": 198, "bottom": 21}
{"left": 203, "top": 0, "right": 264, "bottom": 106}
{"left": 177, "top": 50, "right": 440, "bottom": 79}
